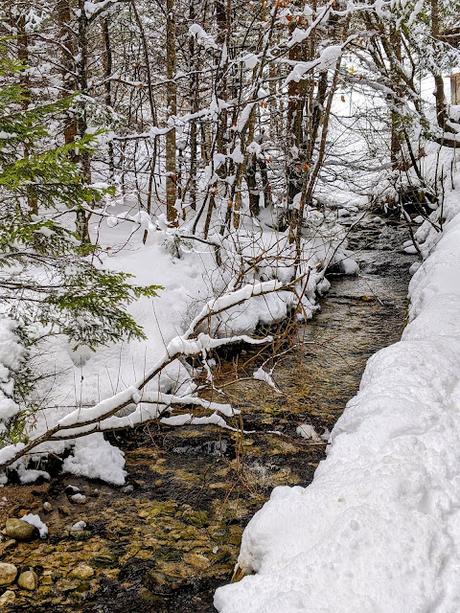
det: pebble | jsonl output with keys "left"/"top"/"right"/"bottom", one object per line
{"left": 0, "top": 540, "right": 16, "bottom": 556}
{"left": 0, "top": 590, "right": 15, "bottom": 605}
{"left": 122, "top": 485, "right": 134, "bottom": 494}
{"left": 0, "top": 563, "right": 17, "bottom": 586}
{"left": 4, "top": 518, "right": 37, "bottom": 542}
{"left": 65, "top": 485, "right": 80, "bottom": 494}
{"left": 70, "top": 564, "right": 94, "bottom": 580}
{"left": 43, "top": 501, "right": 52, "bottom": 512}
{"left": 18, "top": 570, "right": 38, "bottom": 591}
{"left": 70, "top": 493, "right": 87, "bottom": 504}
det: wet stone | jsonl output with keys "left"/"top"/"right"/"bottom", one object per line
{"left": 0, "top": 540, "right": 16, "bottom": 556}
{"left": 0, "top": 590, "right": 15, "bottom": 605}
{"left": 4, "top": 518, "right": 37, "bottom": 542}
{"left": 70, "top": 563, "right": 95, "bottom": 580}
{"left": 69, "top": 493, "right": 87, "bottom": 504}
{"left": 0, "top": 563, "right": 17, "bottom": 586}
{"left": 18, "top": 570, "right": 38, "bottom": 591}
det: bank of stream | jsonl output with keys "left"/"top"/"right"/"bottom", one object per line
{"left": 0, "top": 218, "right": 413, "bottom": 612}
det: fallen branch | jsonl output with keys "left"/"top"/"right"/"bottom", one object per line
{"left": 0, "top": 277, "right": 305, "bottom": 473}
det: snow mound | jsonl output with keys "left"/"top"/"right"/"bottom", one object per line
{"left": 214, "top": 183, "right": 460, "bottom": 612}
{"left": 62, "top": 433, "right": 126, "bottom": 485}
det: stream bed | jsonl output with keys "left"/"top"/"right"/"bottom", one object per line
{"left": 0, "top": 219, "right": 413, "bottom": 612}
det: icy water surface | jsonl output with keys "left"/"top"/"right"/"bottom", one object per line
{"left": 0, "top": 221, "right": 413, "bottom": 612}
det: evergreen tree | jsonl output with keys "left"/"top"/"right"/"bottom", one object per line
{"left": 0, "top": 41, "right": 160, "bottom": 440}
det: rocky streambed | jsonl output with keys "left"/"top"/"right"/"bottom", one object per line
{"left": 0, "top": 218, "right": 413, "bottom": 612}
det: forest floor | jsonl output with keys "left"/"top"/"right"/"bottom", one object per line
{"left": 0, "top": 217, "right": 413, "bottom": 612}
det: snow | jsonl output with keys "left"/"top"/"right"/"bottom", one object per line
{"left": 296, "top": 423, "right": 321, "bottom": 442}
{"left": 57, "top": 386, "right": 139, "bottom": 428}
{"left": 0, "top": 318, "right": 25, "bottom": 433}
{"left": 62, "top": 434, "right": 126, "bottom": 486}
{"left": 83, "top": 0, "right": 115, "bottom": 18}
{"left": 21, "top": 513, "right": 48, "bottom": 538}
{"left": 0, "top": 443, "right": 25, "bottom": 468}
{"left": 253, "top": 367, "right": 279, "bottom": 392}
{"left": 243, "top": 54, "right": 258, "bottom": 70}
{"left": 160, "top": 412, "right": 231, "bottom": 429}
{"left": 188, "top": 24, "right": 218, "bottom": 50}
{"left": 69, "top": 493, "right": 87, "bottom": 504}
{"left": 70, "top": 520, "right": 87, "bottom": 531}
{"left": 17, "top": 465, "right": 50, "bottom": 484}
{"left": 214, "top": 172, "right": 460, "bottom": 612}
{"left": 285, "top": 45, "right": 343, "bottom": 84}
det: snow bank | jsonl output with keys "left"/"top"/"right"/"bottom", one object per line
{"left": 215, "top": 178, "right": 460, "bottom": 611}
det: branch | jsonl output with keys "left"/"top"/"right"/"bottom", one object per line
{"left": 0, "top": 278, "right": 302, "bottom": 472}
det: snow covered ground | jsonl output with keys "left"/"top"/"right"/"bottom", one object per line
{"left": 214, "top": 161, "right": 460, "bottom": 612}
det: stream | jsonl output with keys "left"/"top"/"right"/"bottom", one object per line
{"left": 0, "top": 218, "right": 413, "bottom": 612}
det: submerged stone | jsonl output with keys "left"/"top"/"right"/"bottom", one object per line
{"left": 0, "top": 563, "right": 17, "bottom": 586}
{"left": 70, "top": 564, "right": 94, "bottom": 580}
{"left": 0, "top": 590, "right": 15, "bottom": 605}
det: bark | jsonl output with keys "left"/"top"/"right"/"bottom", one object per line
{"left": 56, "top": 0, "right": 77, "bottom": 146}
{"left": 16, "top": 11, "right": 37, "bottom": 213}
{"left": 188, "top": 0, "right": 199, "bottom": 211}
{"left": 203, "top": 0, "right": 230, "bottom": 238}
{"left": 166, "top": 0, "right": 178, "bottom": 225}
{"left": 102, "top": 17, "right": 115, "bottom": 180}
{"left": 286, "top": 6, "right": 310, "bottom": 206}
{"left": 431, "top": 0, "right": 448, "bottom": 130}
{"left": 389, "top": 27, "right": 403, "bottom": 169}
{"left": 131, "top": 0, "right": 160, "bottom": 238}
{"left": 76, "top": 0, "right": 91, "bottom": 244}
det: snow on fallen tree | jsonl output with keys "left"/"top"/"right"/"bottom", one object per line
{"left": 214, "top": 171, "right": 460, "bottom": 612}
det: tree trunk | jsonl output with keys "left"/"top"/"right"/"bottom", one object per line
{"left": 166, "top": 0, "right": 178, "bottom": 225}
{"left": 56, "top": 0, "right": 77, "bottom": 146}
{"left": 188, "top": 0, "right": 199, "bottom": 211}
{"left": 389, "top": 28, "right": 403, "bottom": 169}
{"left": 431, "top": 0, "right": 448, "bottom": 130}
{"left": 102, "top": 17, "right": 115, "bottom": 180}
{"left": 15, "top": 12, "right": 37, "bottom": 213}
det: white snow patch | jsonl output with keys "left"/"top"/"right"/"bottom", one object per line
{"left": 253, "top": 367, "right": 279, "bottom": 391}
{"left": 296, "top": 423, "right": 322, "bottom": 442}
{"left": 70, "top": 520, "right": 87, "bottom": 532}
{"left": 62, "top": 433, "right": 126, "bottom": 485}
{"left": 21, "top": 513, "right": 48, "bottom": 538}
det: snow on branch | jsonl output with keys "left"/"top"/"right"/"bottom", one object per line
{"left": 0, "top": 278, "right": 302, "bottom": 474}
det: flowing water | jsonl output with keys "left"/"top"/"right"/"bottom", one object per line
{"left": 1, "top": 219, "right": 413, "bottom": 613}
